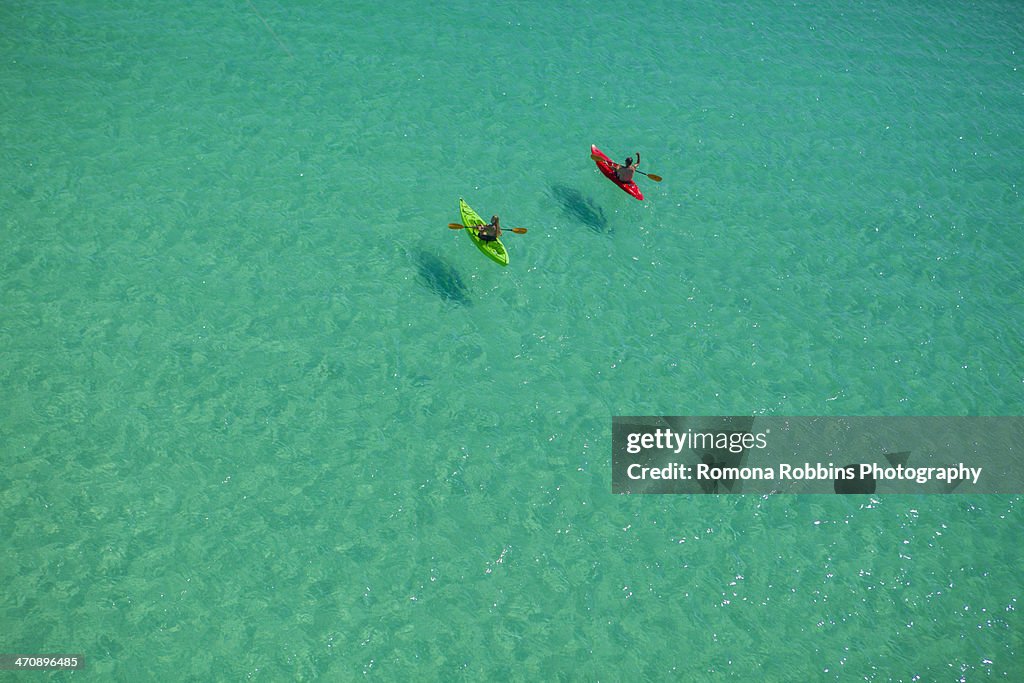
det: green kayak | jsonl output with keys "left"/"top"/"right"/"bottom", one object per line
{"left": 459, "top": 198, "right": 509, "bottom": 267}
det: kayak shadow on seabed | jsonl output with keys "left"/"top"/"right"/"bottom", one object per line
{"left": 549, "top": 184, "right": 611, "bottom": 234}
{"left": 412, "top": 250, "right": 472, "bottom": 306}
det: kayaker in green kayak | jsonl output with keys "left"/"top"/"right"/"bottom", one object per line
{"left": 614, "top": 153, "right": 641, "bottom": 183}
{"left": 475, "top": 215, "right": 503, "bottom": 242}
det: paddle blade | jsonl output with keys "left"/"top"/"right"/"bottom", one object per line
{"left": 448, "top": 223, "right": 466, "bottom": 229}
{"left": 509, "top": 227, "right": 527, "bottom": 234}
{"left": 645, "top": 173, "right": 663, "bottom": 182}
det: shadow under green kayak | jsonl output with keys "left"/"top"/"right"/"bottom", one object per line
{"left": 459, "top": 198, "right": 509, "bottom": 267}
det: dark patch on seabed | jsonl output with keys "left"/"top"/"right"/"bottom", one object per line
{"left": 550, "top": 184, "right": 610, "bottom": 233}
{"left": 413, "top": 250, "right": 471, "bottom": 306}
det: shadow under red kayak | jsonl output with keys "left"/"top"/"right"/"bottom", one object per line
{"left": 591, "top": 144, "right": 643, "bottom": 200}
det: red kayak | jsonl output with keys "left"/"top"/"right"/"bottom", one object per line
{"left": 591, "top": 144, "right": 643, "bottom": 200}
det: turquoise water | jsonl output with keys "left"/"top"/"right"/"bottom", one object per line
{"left": 2, "top": 0, "right": 1022, "bottom": 679}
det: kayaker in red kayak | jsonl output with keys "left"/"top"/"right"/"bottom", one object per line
{"left": 475, "top": 215, "right": 503, "bottom": 242}
{"left": 613, "top": 153, "right": 641, "bottom": 183}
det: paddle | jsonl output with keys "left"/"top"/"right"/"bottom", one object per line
{"left": 590, "top": 153, "right": 662, "bottom": 182}
{"left": 448, "top": 223, "right": 527, "bottom": 234}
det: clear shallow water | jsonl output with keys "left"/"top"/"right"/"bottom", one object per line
{"left": 2, "top": 0, "right": 1022, "bottom": 679}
